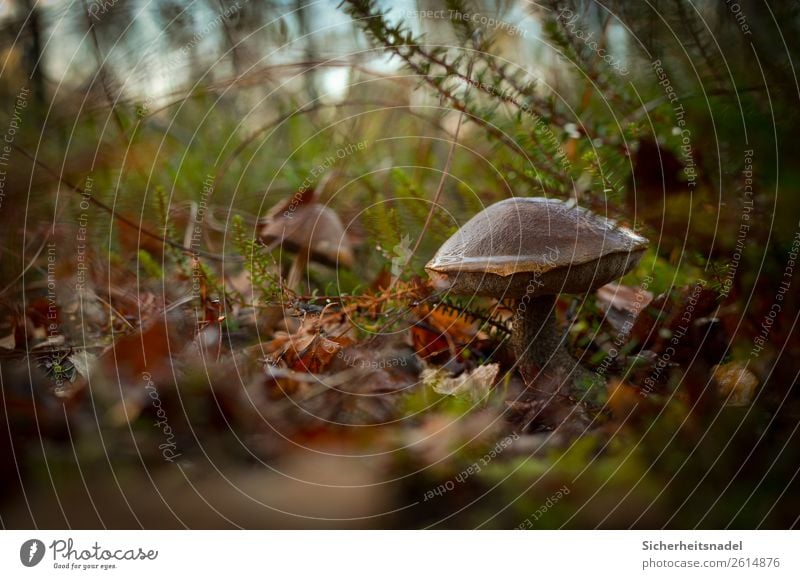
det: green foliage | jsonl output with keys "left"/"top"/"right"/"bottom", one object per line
{"left": 231, "top": 214, "right": 282, "bottom": 303}
{"left": 362, "top": 198, "right": 401, "bottom": 258}
{"left": 625, "top": 248, "right": 704, "bottom": 296}
{"left": 137, "top": 250, "right": 164, "bottom": 280}
{"left": 400, "top": 386, "right": 476, "bottom": 419}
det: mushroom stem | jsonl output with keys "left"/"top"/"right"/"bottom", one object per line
{"left": 511, "top": 295, "right": 596, "bottom": 390}
{"left": 512, "top": 295, "right": 567, "bottom": 371}
{"left": 510, "top": 295, "right": 596, "bottom": 432}
{"left": 286, "top": 251, "right": 308, "bottom": 291}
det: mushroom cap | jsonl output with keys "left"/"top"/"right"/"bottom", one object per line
{"left": 425, "top": 197, "right": 648, "bottom": 299}
{"left": 260, "top": 202, "right": 354, "bottom": 268}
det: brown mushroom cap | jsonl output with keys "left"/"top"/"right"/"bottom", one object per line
{"left": 260, "top": 202, "right": 354, "bottom": 268}
{"left": 425, "top": 197, "right": 648, "bottom": 299}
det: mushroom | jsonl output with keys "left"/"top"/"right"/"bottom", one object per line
{"left": 425, "top": 197, "right": 649, "bottom": 386}
{"left": 260, "top": 202, "right": 354, "bottom": 290}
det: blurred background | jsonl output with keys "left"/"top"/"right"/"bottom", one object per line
{"left": 0, "top": 0, "right": 799, "bottom": 528}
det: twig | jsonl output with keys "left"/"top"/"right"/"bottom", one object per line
{"left": 14, "top": 145, "right": 242, "bottom": 262}
{"left": 87, "top": 289, "right": 135, "bottom": 331}
{"left": 0, "top": 232, "right": 52, "bottom": 296}
{"left": 385, "top": 58, "right": 473, "bottom": 293}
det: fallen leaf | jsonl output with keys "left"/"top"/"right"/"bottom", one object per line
{"left": 0, "top": 332, "right": 16, "bottom": 350}
{"left": 411, "top": 303, "right": 490, "bottom": 364}
{"left": 596, "top": 282, "right": 653, "bottom": 333}
{"left": 414, "top": 303, "right": 479, "bottom": 343}
{"left": 410, "top": 323, "right": 451, "bottom": 361}
{"left": 68, "top": 350, "right": 97, "bottom": 380}
{"left": 629, "top": 283, "right": 719, "bottom": 362}
{"left": 272, "top": 329, "right": 352, "bottom": 374}
{"left": 422, "top": 363, "right": 499, "bottom": 402}
{"left": 713, "top": 361, "right": 758, "bottom": 406}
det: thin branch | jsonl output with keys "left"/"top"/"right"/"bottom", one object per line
{"left": 14, "top": 145, "right": 242, "bottom": 262}
{"left": 388, "top": 60, "right": 474, "bottom": 292}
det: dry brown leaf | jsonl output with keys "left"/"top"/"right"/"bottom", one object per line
{"left": 713, "top": 361, "right": 758, "bottom": 406}
{"left": 411, "top": 303, "right": 484, "bottom": 363}
{"left": 266, "top": 314, "right": 354, "bottom": 375}
{"left": 596, "top": 282, "right": 653, "bottom": 333}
